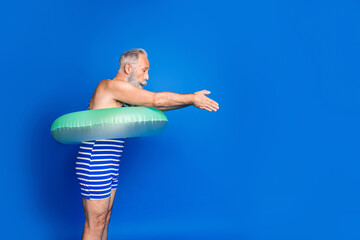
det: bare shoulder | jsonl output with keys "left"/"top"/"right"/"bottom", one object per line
{"left": 97, "top": 79, "right": 132, "bottom": 101}
{"left": 98, "top": 79, "right": 156, "bottom": 107}
{"left": 102, "top": 79, "right": 130, "bottom": 89}
{"left": 97, "top": 79, "right": 112, "bottom": 89}
{"left": 96, "top": 79, "right": 124, "bottom": 93}
{"left": 89, "top": 79, "right": 121, "bottom": 110}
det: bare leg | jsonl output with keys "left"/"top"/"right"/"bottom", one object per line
{"left": 81, "top": 196, "right": 110, "bottom": 240}
{"left": 102, "top": 189, "right": 117, "bottom": 240}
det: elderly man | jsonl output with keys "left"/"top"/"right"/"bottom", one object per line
{"left": 76, "top": 48, "right": 219, "bottom": 240}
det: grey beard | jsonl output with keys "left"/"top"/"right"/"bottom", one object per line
{"left": 124, "top": 72, "right": 144, "bottom": 89}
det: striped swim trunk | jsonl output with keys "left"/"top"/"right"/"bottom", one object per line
{"left": 75, "top": 138, "right": 125, "bottom": 200}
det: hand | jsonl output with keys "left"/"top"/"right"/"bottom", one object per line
{"left": 192, "top": 90, "right": 219, "bottom": 112}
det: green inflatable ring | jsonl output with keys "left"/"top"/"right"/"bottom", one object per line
{"left": 51, "top": 107, "right": 168, "bottom": 144}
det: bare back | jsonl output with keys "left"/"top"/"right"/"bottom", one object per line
{"left": 88, "top": 80, "right": 126, "bottom": 110}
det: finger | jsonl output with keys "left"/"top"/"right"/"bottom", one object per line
{"left": 209, "top": 102, "right": 219, "bottom": 109}
{"left": 212, "top": 101, "right": 219, "bottom": 107}
{"left": 205, "top": 97, "right": 218, "bottom": 107}
{"left": 207, "top": 99, "right": 219, "bottom": 108}
{"left": 209, "top": 105, "right": 218, "bottom": 111}
{"left": 211, "top": 105, "right": 219, "bottom": 111}
{"left": 210, "top": 100, "right": 219, "bottom": 107}
{"left": 202, "top": 90, "right": 211, "bottom": 95}
{"left": 202, "top": 106, "right": 212, "bottom": 112}
{"left": 205, "top": 104, "right": 216, "bottom": 111}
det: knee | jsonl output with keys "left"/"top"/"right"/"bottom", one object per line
{"left": 105, "top": 208, "right": 113, "bottom": 224}
{"left": 86, "top": 213, "right": 107, "bottom": 231}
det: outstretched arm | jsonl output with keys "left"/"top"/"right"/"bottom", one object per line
{"left": 103, "top": 80, "right": 219, "bottom": 112}
{"left": 154, "top": 90, "right": 219, "bottom": 112}
{"left": 153, "top": 92, "right": 193, "bottom": 111}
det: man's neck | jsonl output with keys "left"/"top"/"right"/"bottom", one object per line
{"left": 113, "top": 72, "right": 126, "bottom": 81}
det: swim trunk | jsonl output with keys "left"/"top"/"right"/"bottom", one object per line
{"left": 75, "top": 138, "right": 125, "bottom": 200}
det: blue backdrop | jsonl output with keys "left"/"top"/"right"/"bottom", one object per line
{"left": 1, "top": 0, "right": 360, "bottom": 239}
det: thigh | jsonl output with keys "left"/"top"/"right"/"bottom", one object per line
{"left": 108, "top": 189, "right": 117, "bottom": 211}
{"left": 82, "top": 197, "right": 110, "bottom": 220}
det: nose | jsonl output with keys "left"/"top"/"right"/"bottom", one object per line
{"left": 144, "top": 72, "right": 149, "bottom": 81}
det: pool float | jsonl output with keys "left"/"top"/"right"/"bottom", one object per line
{"left": 51, "top": 107, "right": 168, "bottom": 144}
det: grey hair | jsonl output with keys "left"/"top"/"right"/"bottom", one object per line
{"left": 118, "top": 48, "right": 147, "bottom": 72}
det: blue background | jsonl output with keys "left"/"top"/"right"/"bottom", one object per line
{"left": 1, "top": 0, "right": 360, "bottom": 239}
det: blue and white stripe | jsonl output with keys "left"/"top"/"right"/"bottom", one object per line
{"left": 77, "top": 102, "right": 131, "bottom": 200}
{"left": 75, "top": 138, "right": 125, "bottom": 199}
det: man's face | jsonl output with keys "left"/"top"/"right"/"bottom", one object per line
{"left": 124, "top": 54, "right": 150, "bottom": 89}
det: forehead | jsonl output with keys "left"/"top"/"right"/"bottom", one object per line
{"left": 137, "top": 54, "right": 149, "bottom": 68}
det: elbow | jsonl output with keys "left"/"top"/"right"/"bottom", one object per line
{"left": 153, "top": 93, "right": 161, "bottom": 108}
{"left": 153, "top": 93, "right": 165, "bottom": 108}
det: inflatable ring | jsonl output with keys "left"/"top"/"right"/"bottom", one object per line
{"left": 51, "top": 107, "right": 168, "bottom": 144}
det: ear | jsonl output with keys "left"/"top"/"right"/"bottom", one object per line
{"left": 124, "top": 63, "right": 132, "bottom": 74}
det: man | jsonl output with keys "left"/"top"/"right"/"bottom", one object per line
{"left": 77, "top": 48, "right": 219, "bottom": 240}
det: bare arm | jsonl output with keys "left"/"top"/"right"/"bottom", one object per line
{"left": 104, "top": 80, "right": 157, "bottom": 107}
{"left": 155, "top": 91, "right": 219, "bottom": 112}
{"left": 104, "top": 80, "right": 219, "bottom": 112}
{"left": 154, "top": 92, "right": 193, "bottom": 111}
